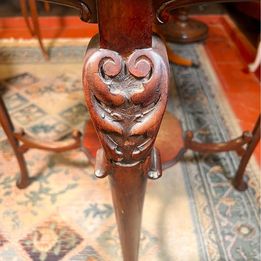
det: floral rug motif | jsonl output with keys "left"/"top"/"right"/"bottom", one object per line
{"left": 20, "top": 220, "right": 83, "bottom": 261}
{"left": 0, "top": 38, "right": 260, "bottom": 261}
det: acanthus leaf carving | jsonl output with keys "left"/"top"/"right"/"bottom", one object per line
{"left": 83, "top": 35, "right": 169, "bottom": 173}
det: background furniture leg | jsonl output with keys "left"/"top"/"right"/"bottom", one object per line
{"left": 81, "top": 1, "right": 170, "bottom": 259}
{"left": 83, "top": 6, "right": 169, "bottom": 255}
{"left": 43, "top": 0, "right": 50, "bottom": 13}
{"left": 83, "top": 35, "right": 169, "bottom": 259}
{"left": 157, "top": 7, "right": 208, "bottom": 44}
{"left": 0, "top": 96, "right": 30, "bottom": 189}
{"left": 28, "top": 0, "right": 49, "bottom": 59}
{"left": 234, "top": 115, "right": 260, "bottom": 191}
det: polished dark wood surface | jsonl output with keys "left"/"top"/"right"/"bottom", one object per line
{"left": 157, "top": 8, "right": 209, "bottom": 43}
{"left": 154, "top": 0, "right": 259, "bottom": 23}
{"left": 234, "top": 115, "right": 260, "bottom": 191}
{"left": 0, "top": 93, "right": 83, "bottom": 188}
{"left": 97, "top": 0, "right": 152, "bottom": 54}
{"left": 0, "top": 1, "right": 259, "bottom": 261}
{"left": 83, "top": 29, "right": 169, "bottom": 260}
{"left": 37, "top": 0, "right": 97, "bottom": 22}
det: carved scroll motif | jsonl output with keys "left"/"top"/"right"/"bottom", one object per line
{"left": 155, "top": 0, "right": 259, "bottom": 24}
{"left": 83, "top": 37, "right": 169, "bottom": 177}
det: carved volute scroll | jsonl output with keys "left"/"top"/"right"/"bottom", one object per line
{"left": 37, "top": 0, "right": 97, "bottom": 23}
{"left": 154, "top": 0, "right": 259, "bottom": 23}
{"left": 82, "top": 35, "right": 169, "bottom": 177}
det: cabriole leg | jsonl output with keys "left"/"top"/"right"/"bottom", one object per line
{"left": 0, "top": 96, "right": 30, "bottom": 189}
{"left": 82, "top": 34, "right": 169, "bottom": 260}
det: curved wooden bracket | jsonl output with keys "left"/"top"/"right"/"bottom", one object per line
{"left": 37, "top": 0, "right": 97, "bottom": 23}
{"left": 184, "top": 130, "right": 253, "bottom": 155}
{"left": 14, "top": 128, "right": 82, "bottom": 153}
{"left": 155, "top": 0, "right": 259, "bottom": 23}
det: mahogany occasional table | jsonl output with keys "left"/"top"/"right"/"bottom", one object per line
{"left": 0, "top": 1, "right": 259, "bottom": 261}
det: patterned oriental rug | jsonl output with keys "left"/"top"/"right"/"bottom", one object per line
{"left": 0, "top": 37, "right": 260, "bottom": 261}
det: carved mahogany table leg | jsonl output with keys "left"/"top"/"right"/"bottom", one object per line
{"left": 82, "top": 1, "right": 169, "bottom": 260}
{"left": 234, "top": 115, "right": 260, "bottom": 191}
{"left": 0, "top": 95, "right": 30, "bottom": 189}
{"left": 43, "top": 0, "right": 50, "bottom": 12}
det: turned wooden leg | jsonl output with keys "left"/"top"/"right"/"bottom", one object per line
{"left": 157, "top": 7, "right": 208, "bottom": 44}
{"left": 234, "top": 115, "right": 260, "bottom": 191}
{"left": 0, "top": 96, "right": 30, "bottom": 189}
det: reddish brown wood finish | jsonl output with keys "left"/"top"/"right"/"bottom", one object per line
{"left": 20, "top": 0, "right": 35, "bottom": 36}
{"left": 234, "top": 115, "right": 260, "bottom": 191}
{"left": 82, "top": 31, "right": 169, "bottom": 260}
{"left": 37, "top": 0, "right": 97, "bottom": 22}
{"left": 184, "top": 126, "right": 260, "bottom": 190}
{"left": 0, "top": 95, "right": 30, "bottom": 189}
{"left": 3, "top": 1, "right": 260, "bottom": 260}
{"left": 82, "top": 112, "right": 184, "bottom": 170}
{"left": 43, "top": 0, "right": 51, "bottom": 12}
{"left": 154, "top": 0, "right": 259, "bottom": 23}
{"left": 109, "top": 166, "right": 148, "bottom": 261}
{"left": 185, "top": 130, "right": 253, "bottom": 155}
{"left": 97, "top": 0, "right": 153, "bottom": 54}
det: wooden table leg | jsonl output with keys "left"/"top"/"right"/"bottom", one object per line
{"left": 82, "top": 1, "right": 169, "bottom": 260}
{"left": 234, "top": 115, "right": 260, "bottom": 191}
{"left": 109, "top": 166, "right": 148, "bottom": 261}
{"left": 0, "top": 95, "right": 30, "bottom": 189}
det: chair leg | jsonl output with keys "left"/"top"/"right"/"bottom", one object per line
{"left": 0, "top": 95, "right": 30, "bottom": 189}
{"left": 28, "top": 0, "right": 49, "bottom": 59}
{"left": 43, "top": 0, "right": 51, "bottom": 13}
{"left": 19, "top": 0, "right": 35, "bottom": 36}
{"left": 234, "top": 115, "right": 260, "bottom": 191}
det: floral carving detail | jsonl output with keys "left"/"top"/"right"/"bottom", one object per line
{"left": 83, "top": 36, "right": 169, "bottom": 170}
